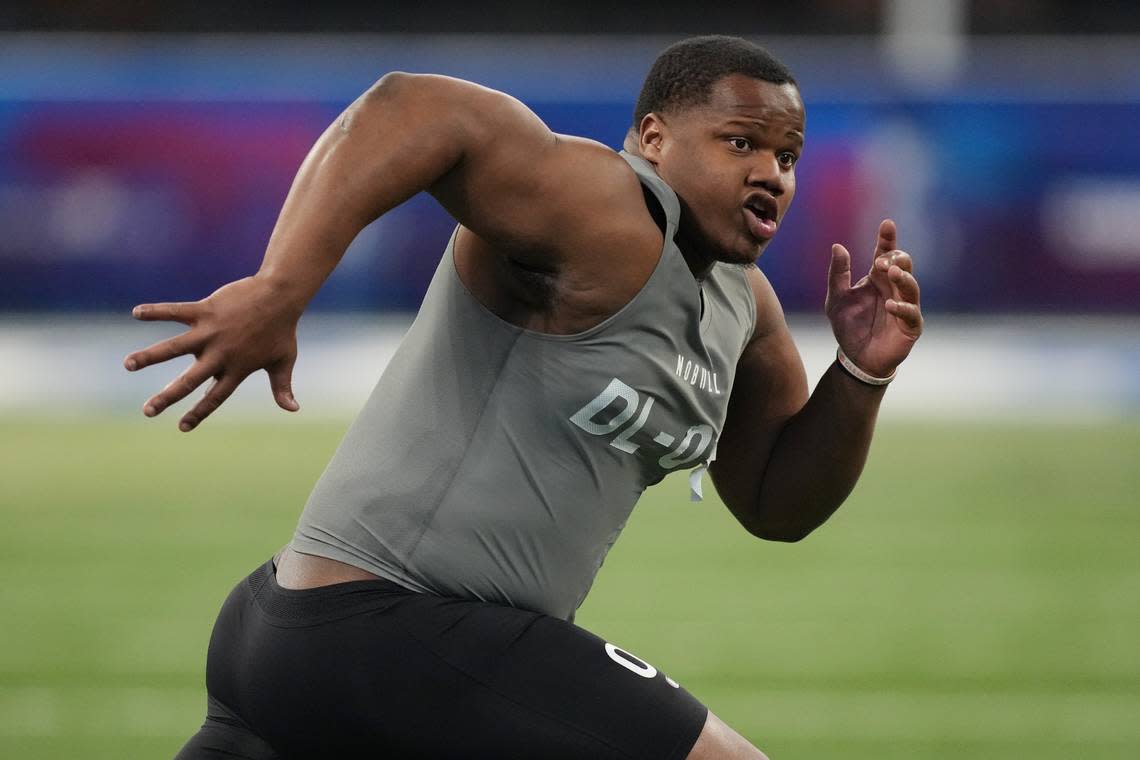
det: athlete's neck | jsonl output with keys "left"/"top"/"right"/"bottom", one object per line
{"left": 622, "top": 136, "right": 716, "bottom": 282}
{"left": 673, "top": 226, "right": 717, "bottom": 282}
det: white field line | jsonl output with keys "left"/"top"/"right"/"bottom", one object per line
{"left": 0, "top": 315, "right": 1137, "bottom": 422}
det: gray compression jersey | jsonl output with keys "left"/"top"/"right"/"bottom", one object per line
{"left": 292, "top": 152, "right": 757, "bottom": 620}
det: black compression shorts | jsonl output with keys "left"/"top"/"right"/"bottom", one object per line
{"left": 174, "top": 559, "right": 708, "bottom": 759}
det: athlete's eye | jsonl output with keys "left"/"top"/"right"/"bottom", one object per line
{"left": 777, "top": 151, "right": 799, "bottom": 168}
{"left": 728, "top": 137, "right": 752, "bottom": 152}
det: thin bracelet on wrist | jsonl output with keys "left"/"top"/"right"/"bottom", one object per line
{"left": 836, "top": 348, "right": 896, "bottom": 386}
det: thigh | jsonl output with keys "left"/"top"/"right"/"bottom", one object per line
{"left": 218, "top": 568, "right": 706, "bottom": 759}
{"left": 386, "top": 594, "right": 709, "bottom": 759}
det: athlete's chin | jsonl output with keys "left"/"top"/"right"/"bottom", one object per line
{"left": 716, "top": 239, "right": 767, "bottom": 265}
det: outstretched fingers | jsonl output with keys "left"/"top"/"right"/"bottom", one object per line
{"left": 131, "top": 301, "right": 199, "bottom": 324}
{"left": 142, "top": 361, "right": 217, "bottom": 418}
{"left": 179, "top": 374, "right": 243, "bottom": 432}
{"left": 124, "top": 302, "right": 207, "bottom": 371}
{"left": 124, "top": 332, "right": 201, "bottom": 372}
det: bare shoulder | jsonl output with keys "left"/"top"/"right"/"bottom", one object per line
{"left": 355, "top": 73, "right": 650, "bottom": 248}
{"left": 402, "top": 75, "right": 655, "bottom": 264}
{"left": 544, "top": 138, "right": 659, "bottom": 256}
{"left": 385, "top": 74, "right": 662, "bottom": 329}
{"left": 471, "top": 130, "right": 656, "bottom": 261}
{"left": 452, "top": 141, "right": 663, "bottom": 333}
{"left": 547, "top": 135, "right": 645, "bottom": 202}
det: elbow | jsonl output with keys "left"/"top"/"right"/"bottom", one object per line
{"left": 361, "top": 71, "right": 460, "bottom": 115}
{"left": 358, "top": 72, "right": 485, "bottom": 150}
{"left": 339, "top": 72, "right": 419, "bottom": 137}
{"left": 363, "top": 70, "right": 417, "bottom": 103}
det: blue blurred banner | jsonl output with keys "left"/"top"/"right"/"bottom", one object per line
{"left": 1, "top": 34, "right": 1138, "bottom": 313}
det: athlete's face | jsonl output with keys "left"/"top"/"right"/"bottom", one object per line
{"left": 639, "top": 75, "right": 804, "bottom": 269}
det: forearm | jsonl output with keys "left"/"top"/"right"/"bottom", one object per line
{"left": 744, "top": 361, "right": 886, "bottom": 541}
{"left": 255, "top": 72, "right": 468, "bottom": 309}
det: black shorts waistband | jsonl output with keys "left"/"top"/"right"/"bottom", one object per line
{"left": 247, "top": 558, "right": 416, "bottom": 625}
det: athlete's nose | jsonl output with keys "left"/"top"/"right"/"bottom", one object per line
{"left": 746, "top": 152, "right": 785, "bottom": 196}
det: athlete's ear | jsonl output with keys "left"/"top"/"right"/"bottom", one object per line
{"left": 638, "top": 113, "right": 667, "bottom": 164}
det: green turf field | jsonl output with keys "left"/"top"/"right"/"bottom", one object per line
{"left": 2, "top": 417, "right": 1138, "bottom": 759}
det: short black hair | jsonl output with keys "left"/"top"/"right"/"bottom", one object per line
{"left": 633, "top": 35, "right": 797, "bottom": 127}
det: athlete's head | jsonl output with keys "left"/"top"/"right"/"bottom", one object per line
{"left": 630, "top": 36, "right": 805, "bottom": 268}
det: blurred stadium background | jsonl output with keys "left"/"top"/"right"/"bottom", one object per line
{"left": 2, "top": 1, "right": 1138, "bottom": 758}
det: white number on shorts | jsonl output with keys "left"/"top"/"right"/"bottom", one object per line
{"left": 604, "top": 643, "right": 657, "bottom": 678}
{"left": 604, "top": 642, "right": 679, "bottom": 688}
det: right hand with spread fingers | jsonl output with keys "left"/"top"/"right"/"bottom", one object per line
{"left": 124, "top": 275, "right": 302, "bottom": 432}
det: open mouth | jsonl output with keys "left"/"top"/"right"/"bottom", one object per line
{"left": 743, "top": 195, "right": 778, "bottom": 240}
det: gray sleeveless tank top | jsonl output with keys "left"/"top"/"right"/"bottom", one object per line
{"left": 292, "top": 152, "right": 757, "bottom": 620}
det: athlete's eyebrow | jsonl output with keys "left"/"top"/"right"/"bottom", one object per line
{"left": 723, "top": 119, "right": 804, "bottom": 145}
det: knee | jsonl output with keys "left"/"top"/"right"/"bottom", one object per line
{"left": 685, "top": 710, "right": 769, "bottom": 760}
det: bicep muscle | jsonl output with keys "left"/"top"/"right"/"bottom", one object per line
{"left": 710, "top": 267, "right": 809, "bottom": 513}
